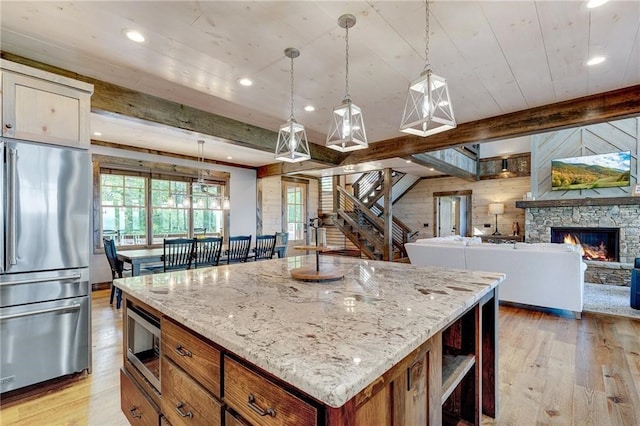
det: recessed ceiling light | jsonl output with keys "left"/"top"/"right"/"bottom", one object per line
{"left": 238, "top": 77, "right": 253, "bottom": 87}
{"left": 227, "top": 156, "right": 233, "bottom": 160}
{"left": 586, "top": 56, "right": 606, "bottom": 66}
{"left": 405, "top": 160, "right": 412, "bottom": 164}
{"left": 304, "top": 105, "right": 315, "bottom": 112}
{"left": 429, "top": 168, "right": 434, "bottom": 171}
{"left": 93, "top": 131, "right": 102, "bottom": 136}
{"left": 123, "top": 29, "right": 145, "bottom": 43}
{"left": 586, "top": 0, "right": 608, "bottom": 8}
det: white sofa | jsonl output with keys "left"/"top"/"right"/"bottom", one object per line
{"left": 405, "top": 238, "right": 587, "bottom": 317}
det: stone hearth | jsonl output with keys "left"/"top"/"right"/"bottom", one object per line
{"left": 516, "top": 197, "right": 640, "bottom": 286}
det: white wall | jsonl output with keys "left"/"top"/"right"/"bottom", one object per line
{"left": 90, "top": 144, "right": 256, "bottom": 285}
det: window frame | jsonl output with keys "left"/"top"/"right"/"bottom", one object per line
{"left": 281, "top": 177, "right": 309, "bottom": 245}
{"left": 93, "top": 154, "right": 230, "bottom": 252}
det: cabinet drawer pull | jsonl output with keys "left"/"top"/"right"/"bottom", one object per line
{"left": 5, "top": 123, "right": 13, "bottom": 129}
{"left": 129, "top": 406, "right": 142, "bottom": 419}
{"left": 175, "top": 402, "right": 193, "bottom": 418}
{"left": 247, "top": 393, "right": 276, "bottom": 417}
{"left": 175, "top": 345, "right": 192, "bottom": 357}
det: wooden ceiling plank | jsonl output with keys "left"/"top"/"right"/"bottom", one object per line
{"left": 0, "top": 52, "right": 345, "bottom": 166}
{"left": 481, "top": 1, "right": 554, "bottom": 108}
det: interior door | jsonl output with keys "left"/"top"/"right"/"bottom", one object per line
{"left": 283, "top": 181, "right": 308, "bottom": 247}
{"left": 437, "top": 196, "right": 456, "bottom": 236}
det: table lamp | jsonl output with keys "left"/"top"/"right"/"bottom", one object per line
{"left": 488, "top": 203, "right": 504, "bottom": 235}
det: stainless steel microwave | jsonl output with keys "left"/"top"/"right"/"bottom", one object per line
{"left": 126, "top": 304, "right": 161, "bottom": 392}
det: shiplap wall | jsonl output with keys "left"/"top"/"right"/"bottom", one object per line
{"left": 258, "top": 176, "right": 319, "bottom": 256}
{"left": 260, "top": 176, "right": 282, "bottom": 234}
{"left": 532, "top": 117, "right": 639, "bottom": 199}
{"left": 395, "top": 176, "right": 531, "bottom": 238}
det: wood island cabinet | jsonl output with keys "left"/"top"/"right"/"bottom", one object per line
{"left": 1, "top": 59, "right": 93, "bottom": 148}
{"left": 120, "top": 368, "right": 160, "bottom": 426}
{"left": 120, "top": 289, "right": 497, "bottom": 426}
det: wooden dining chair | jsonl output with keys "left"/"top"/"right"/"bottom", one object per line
{"left": 193, "top": 227, "right": 207, "bottom": 236}
{"left": 163, "top": 238, "right": 197, "bottom": 272}
{"left": 194, "top": 237, "right": 223, "bottom": 268}
{"left": 225, "top": 235, "right": 252, "bottom": 264}
{"left": 274, "top": 231, "right": 289, "bottom": 258}
{"left": 254, "top": 235, "right": 276, "bottom": 261}
{"left": 102, "top": 237, "right": 128, "bottom": 309}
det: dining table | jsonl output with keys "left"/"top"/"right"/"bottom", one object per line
{"left": 117, "top": 248, "right": 164, "bottom": 276}
{"left": 118, "top": 243, "right": 287, "bottom": 276}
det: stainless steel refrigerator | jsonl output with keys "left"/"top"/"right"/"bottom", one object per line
{"left": 1, "top": 138, "right": 91, "bottom": 394}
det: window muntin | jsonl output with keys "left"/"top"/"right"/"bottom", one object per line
{"left": 151, "top": 179, "right": 190, "bottom": 243}
{"left": 192, "top": 182, "right": 224, "bottom": 236}
{"left": 100, "top": 174, "right": 147, "bottom": 246}
{"left": 286, "top": 184, "right": 305, "bottom": 241}
{"left": 99, "top": 171, "right": 226, "bottom": 248}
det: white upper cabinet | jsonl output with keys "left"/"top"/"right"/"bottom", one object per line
{"left": 1, "top": 59, "right": 93, "bottom": 148}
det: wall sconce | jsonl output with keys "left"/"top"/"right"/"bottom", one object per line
{"left": 488, "top": 203, "right": 504, "bottom": 235}
{"left": 501, "top": 158, "right": 508, "bottom": 172}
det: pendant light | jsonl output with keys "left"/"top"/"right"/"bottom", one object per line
{"left": 399, "top": 0, "right": 456, "bottom": 137}
{"left": 194, "top": 139, "right": 230, "bottom": 210}
{"left": 275, "top": 47, "right": 311, "bottom": 163}
{"left": 326, "top": 14, "right": 368, "bottom": 152}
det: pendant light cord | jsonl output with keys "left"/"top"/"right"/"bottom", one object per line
{"left": 424, "top": 0, "right": 431, "bottom": 73}
{"left": 345, "top": 23, "right": 350, "bottom": 101}
{"left": 290, "top": 54, "right": 295, "bottom": 121}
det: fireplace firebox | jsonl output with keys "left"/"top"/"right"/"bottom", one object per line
{"left": 550, "top": 227, "right": 619, "bottom": 262}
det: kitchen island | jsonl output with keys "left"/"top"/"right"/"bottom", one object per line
{"left": 115, "top": 254, "right": 503, "bottom": 426}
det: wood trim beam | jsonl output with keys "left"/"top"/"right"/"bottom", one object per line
{"left": 342, "top": 85, "right": 640, "bottom": 165}
{"left": 1, "top": 52, "right": 345, "bottom": 166}
{"left": 91, "top": 140, "right": 254, "bottom": 170}
{"left": 409, "top": 153, "right": 478, "bottom": 182}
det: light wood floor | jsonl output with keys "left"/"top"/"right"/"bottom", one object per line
{"left": 1, "top": 291, "right": 639, "bottom": 425}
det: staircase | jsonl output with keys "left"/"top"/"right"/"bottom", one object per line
{"left": 332, "top": 171, "right": 419, "bottom": 261}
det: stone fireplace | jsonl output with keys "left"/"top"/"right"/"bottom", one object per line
{"left": 550, "top": 227, "right": 619, "bottom": 262}
{"left": 516, "top": 197, "right": 640, "bottom": 286}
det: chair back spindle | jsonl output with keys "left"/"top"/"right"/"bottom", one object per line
{"left": 195, "top": 237, "right": 223, "bottom": 268}
{"left": 163, "top": 238, "right": 197, "bottom": 272}
{"left": 226, "top": 235, "right": 252, "bottom": 264}
{"left": 254, "top": 235, "right": 277, "bottom": 260}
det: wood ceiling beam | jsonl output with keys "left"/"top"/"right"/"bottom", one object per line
{"left": 1, "top": 52, "right": 346, "bottom": 166}
{"left": 342, "top": 85, "right": 640, "bottom": 166}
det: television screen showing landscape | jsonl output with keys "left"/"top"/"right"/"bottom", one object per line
{"left": 551, "top": 151, "right": 631, "bottom": 190}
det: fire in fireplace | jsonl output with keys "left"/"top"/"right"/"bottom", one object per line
{"left": 550, "top": 227, "right": 619, "bottom": 262}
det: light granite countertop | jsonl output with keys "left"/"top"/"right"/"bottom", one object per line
{"left": 115, "top": 255, "right": 503, "bottom": 408}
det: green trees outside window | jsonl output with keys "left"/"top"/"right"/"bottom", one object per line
{"left": 100, "top": 172, "right": 225, "bottom": 247}
{"left": 101, "top": 175, "right": 147, "bottom": 245}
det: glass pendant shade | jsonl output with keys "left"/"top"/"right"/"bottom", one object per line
{"left": 275, "top": 119, "right": 310, "bottom": 162}
{"left": 326, "top": 98, "right": 367, "bottom": 152}
{"left": 275, "top": 47, "right": 310, "bottom": 163}
{"left": 326, "top": 14, "right": 367, "bottom": 152}
{"left": 400, "top": 70, "right": 456, "bottom": 137}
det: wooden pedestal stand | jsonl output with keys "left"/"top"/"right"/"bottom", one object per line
{"left": 291, "top": 246, "right": 344, "bottom": 282}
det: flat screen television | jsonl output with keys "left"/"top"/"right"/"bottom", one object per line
{"left": 551, "top": 151, "right": 631, "bottom": 190}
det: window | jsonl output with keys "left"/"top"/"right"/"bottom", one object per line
{"left": 151, "top": 179, "right": 190, "bottom": 243}
{"left": 284, "top": 181, "right": 307, "bottom": 243}
{"left": 100, "top": 174, "right": 147, "bottom": 246}
{"left": 95, "top": 157, "right": 229, "bottom": 250}
{"left": 192, "top": 182, "right": 225, "bottom": 237}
